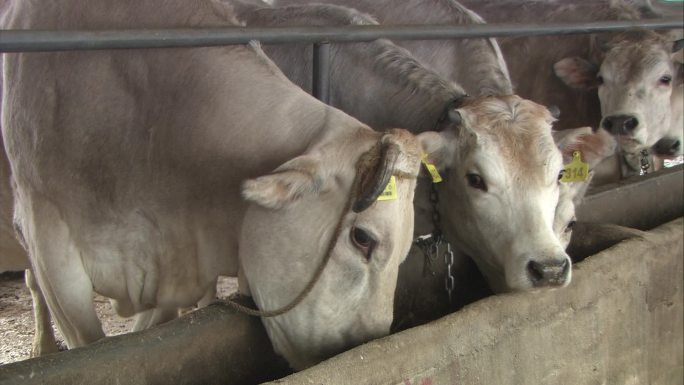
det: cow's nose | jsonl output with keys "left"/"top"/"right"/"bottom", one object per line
{"left": 527, "top": 258, "right": 570, "bottom": 287}
{"left": 652, "top": 138, "right": 681, "bottom": 156}
{"left": 601, "top": 114, "right": 639, "bottom": 135}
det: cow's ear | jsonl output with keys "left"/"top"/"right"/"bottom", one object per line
{"left": 417, "top": 131, "right": 453, "bottom": 172}
{"left": 242, "top": 155, "right": 322, "bottom": 209}
{"left": 673, "top": 39, "right": 684, "bottom": 55}
{"left": 553, "top": 57, "right": 600, "bottom": 90}
{"left": 555, "top": 126, "right": 616, "bottom": 169}
{"left": 672, "top": 40, "right": 684, "bottom": 86}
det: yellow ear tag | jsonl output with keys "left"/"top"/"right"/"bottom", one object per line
{"left": 421, "top": 154, "right": 443, "bottom": 183}
{"left": 377, "top": 176, "right": 398, "bottom": 201}
{"left": 561, "top": 151, "right": 589, "bottom": 183}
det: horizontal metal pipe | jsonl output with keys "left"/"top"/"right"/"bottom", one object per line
{"left": 0, "top": 18, "right": 681, "bottom": 52}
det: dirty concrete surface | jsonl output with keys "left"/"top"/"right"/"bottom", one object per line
{"left": 0, "top": 273, "right": 237, "bottom": 365}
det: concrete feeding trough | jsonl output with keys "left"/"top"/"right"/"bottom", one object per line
{"left": 269, "top": 217, "right": 683, "bottom": 385}
{"left": 0, "top": 167, "right": 681, "bottom": 385}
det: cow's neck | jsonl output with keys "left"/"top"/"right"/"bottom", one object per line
{"left": 330, "top": 39, "right": 465, "bottom": 134}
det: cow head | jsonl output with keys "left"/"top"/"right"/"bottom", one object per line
{"left": 554, "top": 30, "right": 684, "bottom": 156}
{"left": 238, "top": 128, "right": 424, "bottom": 370}
{"left": 419, "top": 95, "right": 571, "bottom": 292}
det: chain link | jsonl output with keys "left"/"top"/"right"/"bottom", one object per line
{"left": 444, "top": 243, "right": 455, "bottom": 303}
{"left": 429, "top": 183, "right": 441, "bottom": 239}
{"left": 415, "top": 235, "right": 437, "bottom": 276}
{"left": 639, "top": 149, "right": 650, "bottom": 176}
{"left": 414, "top": 182, "right": 455, "bottom": 302}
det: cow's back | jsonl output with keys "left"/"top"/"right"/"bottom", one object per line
{"left": 272, "top": 0, "right": 513, "bottom": 97}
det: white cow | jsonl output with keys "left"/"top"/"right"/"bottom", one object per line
{"left": 460, "top": 0, "right": 683, "bottom": 182}
{"left": 418, "top": 96, "right": 571, "bottom": 292}
{"left": 2, "top": 0, "right": 426, "bottom": 369}
{"left": 0, "top": 109, "right": 27, "bottom": 274}
{"left": 269, "top": 0, "right": 513, "bottom": 98}
{"left": 557, "top": 29, "right": 683, "bottom": 179}
{"left": 238, "top": 1, "right": 583, "bottom": 292}
{"left": 554, "top": 127, "right": 618, "bottom": 247}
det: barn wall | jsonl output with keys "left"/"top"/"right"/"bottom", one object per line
{"left": 267, "top": 217, "right": 683, "bottom": 385}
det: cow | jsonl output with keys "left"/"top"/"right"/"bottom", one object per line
{"left": 236, "top": 1, "right": 582, "bottom": 293}
{"left": 268, "top": 0, "right": 514, "bottom": 98}
{"left": 0, "top": 98, "right": 27, "bottom": 275}
{"left": 232, "top": 1, "right": 469, "bottom": 132}
{"left": 459, "top": 0, "right": 683, "bottom": 183}
{"left": 1, "top": 0, "right": 428, "bottom": 369}
{"left": 1, "top": 51, "right": 56, "bottom": 356}
{"left": 554, "top": 127, "right": 618, "bottom": 247}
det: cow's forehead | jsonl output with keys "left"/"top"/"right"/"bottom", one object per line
{"left": 603, "top": 33, "right": 673, "bottom": 79}
{"left": 460, "top": 96, "right": 561, "bottom": 177}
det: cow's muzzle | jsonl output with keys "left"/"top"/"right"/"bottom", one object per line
{"left": 526, "top": 257, "right": 570, "bottom": 287}
{"left": 601, "top": 114, "right": 639, "bottom": 136}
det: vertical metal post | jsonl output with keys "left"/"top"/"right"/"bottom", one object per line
{"left": 312, "top": 42, "right": 331, "bottom": 104}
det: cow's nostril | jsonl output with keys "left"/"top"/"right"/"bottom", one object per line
{"left": 602, "top": 118, "right": 613, "bottom": 131}
{"left": 624, "top": 117, "right": 638, "bottom": 131}
{"left": 527, "top": 260, "right": 545, "bottom": 282}
{"left": 653, "top": 138, "right": 681, "bottom": 156}
{"left": 602, "top": 115, "right": 639, "bottom": 135}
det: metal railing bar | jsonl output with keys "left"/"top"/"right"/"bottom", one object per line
{"left": 312, "top": 42, "right": 331, "bottom": 104}
{"left": 0, "top": 18, "right": 682, "bottom": 52}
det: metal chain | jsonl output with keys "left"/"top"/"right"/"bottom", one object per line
{"left": 429, "top": 183, "right": 442, "bottom": 240}
{"left": 415, "top": 234, "right": 439, "bottom": 276}
{"left": 415, "top": 183, "right": 443, "bottom": 276}
{"left": 639, "top": 149, "right": 650, "bottom": 176}
{"left": 413, "top": 182, "right": 455, "bottom": 303}
{"left": 444, "top": 243, "right": 455, "bottom": 303}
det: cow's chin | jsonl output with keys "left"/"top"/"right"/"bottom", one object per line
{"left": 614, "top": 131, "right": 651, "bottom": 154}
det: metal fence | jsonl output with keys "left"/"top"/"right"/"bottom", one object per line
{"left": 1, "top": 18, "right": 682, "bottom": 102}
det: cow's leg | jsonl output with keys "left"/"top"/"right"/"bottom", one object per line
{"left": 17, "top": 196, "right": 105, "bottom": 348}
{"left": 237, "top": 265, "right": 252, "bottom": 296}
{"left": 25, "top": 268, "right": 59, "bottom": 356}
{"left": 197, "top": 278, "right": 217, "bottom": 307}
{"left": 132, "top": 307, "right": 178, "bottom": 331}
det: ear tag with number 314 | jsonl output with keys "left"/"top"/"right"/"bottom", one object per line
{"left": 377, "top": 176, "right": 398, "bottom": 201}
{"left": 561, "top": 151, "right": 589, "bottom": 183}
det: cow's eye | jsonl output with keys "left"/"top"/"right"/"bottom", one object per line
{"left": 565, "top": 219, "right": 577, "bottom": 233}
{"left": 466, "top": 173, "right": 487, "bottom": 192}
{"left": 351, "top": 227, "right": 376, "bottom": 260}
{"left": 659, "top": 75, "right": 672, "bottom": 85}
{"left": 596, "top": 74, "right": 604, "bottom": 85}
